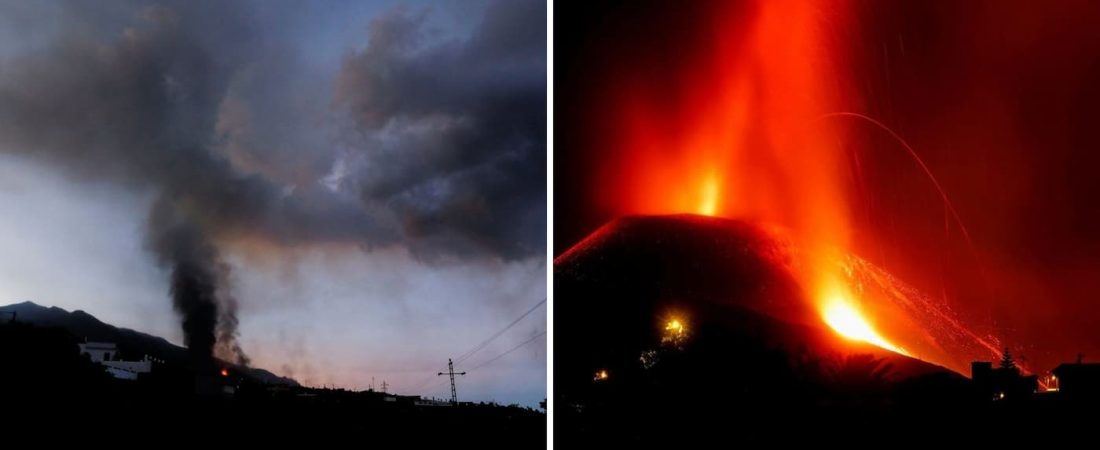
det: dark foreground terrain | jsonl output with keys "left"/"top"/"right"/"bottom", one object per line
{"left": 555, "top": 215, "right": 1099, "bottom": 445}
{"left": 0, "top": 320, "right": 544, "bottom": 445}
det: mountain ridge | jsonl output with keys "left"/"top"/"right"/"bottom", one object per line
{"left": 0, "top": 300, "right": 298, "bottom": 386}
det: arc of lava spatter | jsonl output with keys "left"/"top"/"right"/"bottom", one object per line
{"left": 817, "top": 112, "right": 1000, "bottom": 327}
{"left": 814, "top": 112, "right": 1015, "bottom": 370}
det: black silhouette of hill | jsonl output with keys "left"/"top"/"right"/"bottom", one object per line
{"left": 0, "top": 300, "right": 298, "bottom": 386}
{"left": 555, "top": 214, "right": 979, "bottom": 445}
{"left": 555, "top": 214, "right": 950, "bottom": 382}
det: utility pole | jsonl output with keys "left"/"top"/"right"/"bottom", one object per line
{"left": 437, "top": 358, "right": 466, "bottom": 405}
{"left": 381, "top": 380, "right": 388, "bottom": 393}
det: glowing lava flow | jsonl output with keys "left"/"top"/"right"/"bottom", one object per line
{"left": 697, "top": 172, "right": 720, "bottom": 216}
{"left": 814, "top": 270, "right": 909, "bottom": 356}
{"left": 823, "top": 297, "right": 907, "bottom": 356}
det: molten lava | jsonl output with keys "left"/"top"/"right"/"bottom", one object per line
{"left": 697, "top": 173, "right": 719, "bottom": 216}
{"left": 823, "top": 296, "right": 907, "bottom": 356}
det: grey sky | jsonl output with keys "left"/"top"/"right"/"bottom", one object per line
{"left": 0, "top": 0, "right": 545, "bottom": 406}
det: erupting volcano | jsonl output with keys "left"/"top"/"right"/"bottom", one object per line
{"left": 554, "top": 0, "right": 1048, "bottom": 385}
{"left": 556, "top": 215, "right": 988, "bottom": 378}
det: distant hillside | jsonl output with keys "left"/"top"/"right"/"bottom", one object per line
{"left": 0, "top": 301, "right": 298, "bottom": 387}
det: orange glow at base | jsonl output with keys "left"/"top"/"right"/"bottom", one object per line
{"left": 220, "top": 368, "right": 229, "bottom": 377}
{"left": 697, "top": 173, "right": 719, "bottom": 216}
{"left": 823, "top": 296, "right": 908, "bottom": 356}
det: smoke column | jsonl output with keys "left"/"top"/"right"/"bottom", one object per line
{"left": 148, "top": 198, "right": 248, "bottom": 366}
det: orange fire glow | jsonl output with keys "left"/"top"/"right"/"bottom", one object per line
{"left": 662, "top": 317, "right": 688, "bottom": 345}
{"left": 605, "top": 1, "right": 851, "bottom": 241}
{"left": 822, "top": 293, "right": 907, "bottom": 356}
{"left": 697, "top": 172, "right": 719, "bottom": 216}
{"left": 665, "top": 319, "right": 685, "bottom": 335}
{"left": 220, "top": 368, "right": 229, "bottom": 377}
{"left": 601, "top": 2, "right": 891, "bottom": 351}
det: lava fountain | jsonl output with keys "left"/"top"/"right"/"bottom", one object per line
{"left": 587, "top": 0, "right": 1004, "bottom": 374}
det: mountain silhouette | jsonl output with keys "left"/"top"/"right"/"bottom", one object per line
{"left": 0, "top": 300, "right": 297, "bottom": 386}
{"left": 555, "top": 214, "right": 950, "bottom": 381}
{"left": 555, "top": 214, "right": 967, "bottom": 445}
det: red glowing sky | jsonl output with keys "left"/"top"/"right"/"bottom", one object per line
{"left": 556, "top": 0, "right": 1100, "bottom": 374}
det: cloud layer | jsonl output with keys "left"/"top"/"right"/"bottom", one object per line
{"left": 0, "top": 0, "right": 545, "bottom": 366}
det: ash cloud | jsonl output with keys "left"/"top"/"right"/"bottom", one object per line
{"left": 335, "top": 0, "right": 547, "bottom": 260}
{"left": 0, "top": 0, "right": 545, "bottom": 365}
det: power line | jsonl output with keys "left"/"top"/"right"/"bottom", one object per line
{"left": 454, "top": 297, "right": 546, "bottom": 365}
{"left": 403, "top": 297, "right": 546, "bottom": 392}
{"left": 467, "top": 330, "right": 546, "bottom": 372}
{"left": 415, "top": 330, "right": 545, "bottom": 395}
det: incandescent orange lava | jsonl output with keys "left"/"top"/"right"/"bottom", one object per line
{"left": 595, "top": 1, "right": 909, "bottom": 353}
{"left": 823, "top": 295, "right": 907, "bottom": 356}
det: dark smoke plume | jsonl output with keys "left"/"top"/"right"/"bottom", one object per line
{"left": 148, "top": 198, "right": 248, "bottom": 366}
{"left": 0, "top": 0, "right": 545, "bottom": 365}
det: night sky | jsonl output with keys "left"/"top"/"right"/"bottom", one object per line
{"left": 555, "top": 0, "right": 1100, "bottom": 374}
{"left": 0, "top": 0, "right": 545, "bottom": 406}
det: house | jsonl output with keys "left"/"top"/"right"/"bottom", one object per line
{"left": 102, "top": 357, "right": 154, "bottom": 380}
{"left": 1052, "top": 363, "right": 1100, "bottom": 397}
{"left": 971, "top": 361, "right": 1037, "bottom": 400}
{"left": 78, "top": 341, "right": 118, "bottom": 362}
{"left": 78, "top": 341, "right": 153, "bottom": 380}
{"left": 414, "top": 397, "right": 454, "bottom": 407}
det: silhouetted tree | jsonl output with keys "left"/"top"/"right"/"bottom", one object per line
{"left": 1000, "top": 348, "right": 1017, "bottom": 371}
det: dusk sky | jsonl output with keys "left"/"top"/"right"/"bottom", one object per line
{"left": 0, "top": 0, "right": 545, "bottom": 406}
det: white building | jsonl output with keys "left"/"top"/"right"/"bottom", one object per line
{"left": 78, "top": 341, "right": 117, "bottom": 362}
{"left": 414, "top": 397, "right": 453, "bottom": 407}
{"left": 102, "top": 359, "right": 153, "bottom": 380}
{"left": 78, "top": 341, "right": 153, "bottom": 380}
